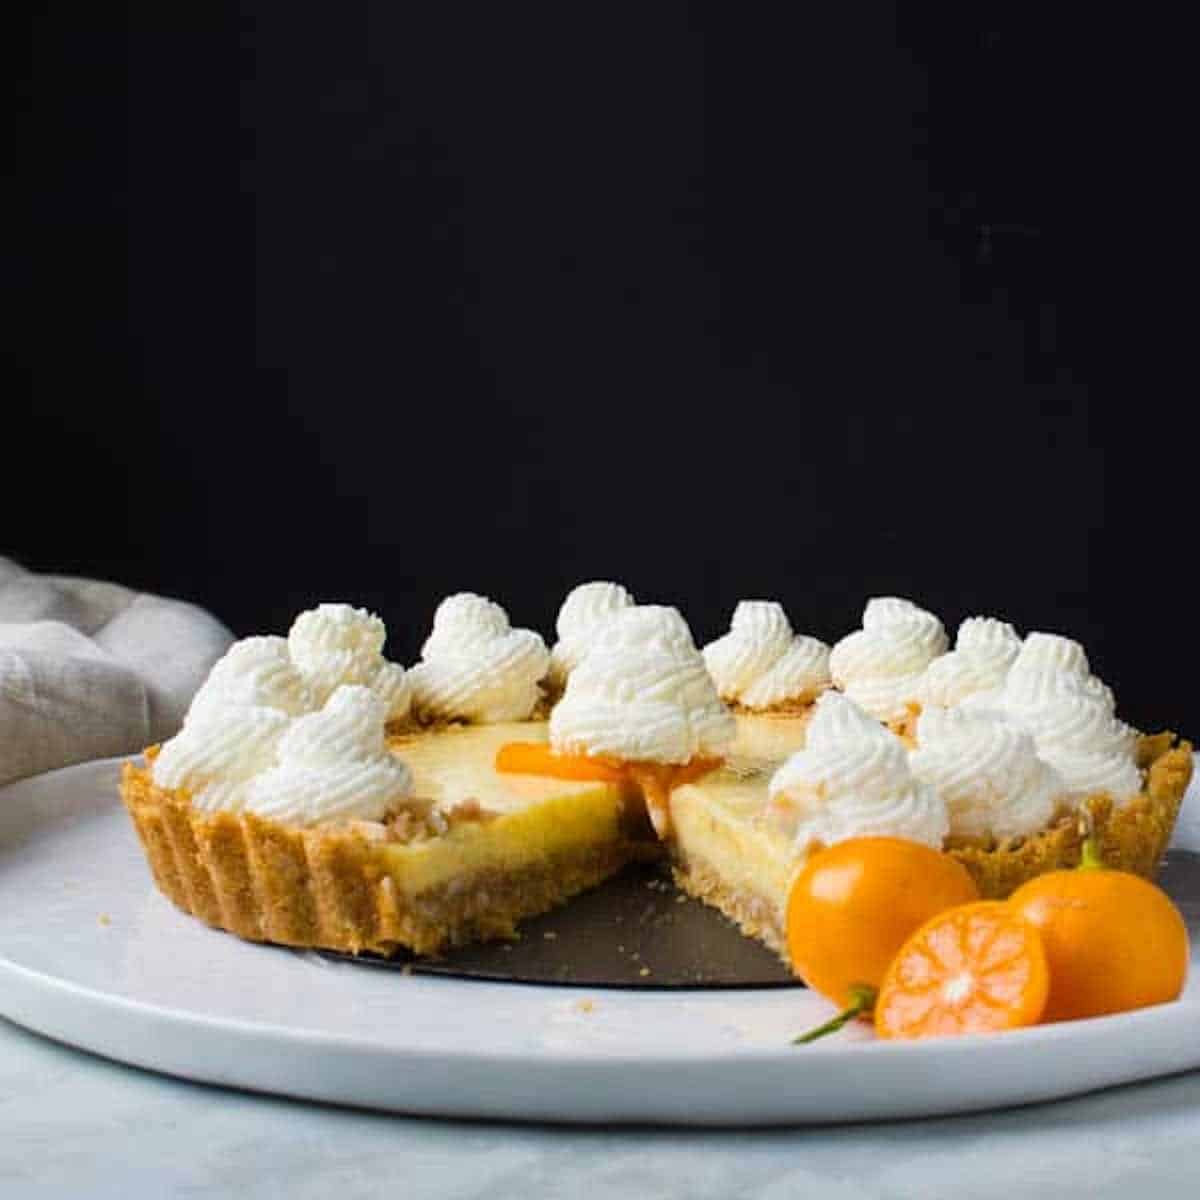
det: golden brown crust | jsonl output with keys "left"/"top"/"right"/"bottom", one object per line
{"left": 120, "top": 760, "right": 650, "bottom": 957}
{"left": 947, "top": 734, "right": 1192, "bottom": 897}
{"left": 727, "top": 695, "right": 822, "bottom": 718}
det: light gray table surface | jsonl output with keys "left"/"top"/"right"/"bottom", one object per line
{"left": 2, "top": 1014, "right": 1197, "bottom": 1200}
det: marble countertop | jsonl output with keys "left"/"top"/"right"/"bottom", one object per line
{"left": 3, "top": 1017, "right": 1197, "bottom": 1199}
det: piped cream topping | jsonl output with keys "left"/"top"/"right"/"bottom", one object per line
{"left": 408, "top": 593, "right": 550, "bottom": 723}
{"left": 1000, "top": 632, "right": 1117, "bottom": 714}
{"left": 243, "top": 686, "right": 413, "bottom": 826}
{"left": 702, "top": 601, "right": 831, "bottom": 711}
{"left": 287, "top": 603, "right": 413, "bottom": 721}
{"left": 910, "top": 706, "right": 1065, "bottom": 841}
{"left": 915, "top": 617, "right": 1021, "bottom": 709}
{"left": 829, "top": 597, "right": 948, "bottom": 722}
{"left": 153, "top": 705, "right": 292, "bottom": 813}
{"left": 961, "top": 632, "right": 1142, "bottom": 803}
{"left": 185, "top": 636, "right": 314, "bottom": 722}
{"left": 548, "top": 581, "right": 636, "bottom": 686}
{"left": 153, "top": 603, "right": 415, "bottom": 824}
{"left": 767, "top": 693, "right": 949, "bottom": 853}
{"left": 549, "top": 605, "right": 735, "bottom": 764}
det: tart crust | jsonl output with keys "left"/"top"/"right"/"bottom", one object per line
{"left": 120, "top": 754, "right": 655, "bottom": 957}
{"left": 725, "top": 693, "right": 824, "bottom": 719}
{"left": 947, "top": 732, "right": 1193, "bottom": 897}
{"left": 121, "top": 729, "right": 1191, "bottom": 963}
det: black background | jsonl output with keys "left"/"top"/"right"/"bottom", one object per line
{"left": 10, "top": 4, "right": 1196, "bottom": 732}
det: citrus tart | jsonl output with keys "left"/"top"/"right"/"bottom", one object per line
{"left": 120, "top": 588, "right": 1192, "bottom": 968}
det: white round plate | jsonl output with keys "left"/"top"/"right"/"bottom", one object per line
{"left": 1, "top": 757, "right": 1197, "bottom": 1126}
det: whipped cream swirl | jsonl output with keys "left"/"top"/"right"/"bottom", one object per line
{"left": 550, "top": 605, "right": 736, "bottom": 764}
{"left": 243, "top": 686, "right": 413, "bottom": 826}
{"left": 153, "top": 603, "right": 415, "bottom": 823}
{"left": 829, "top": 597, "right": 949, "bottom": 722}
{"left": 185, "top": 636, "right": 314, "bottom": 722}
{"left": 910, "top": 706, "right": 1065, "bottom": 841}
{"left": 549, "top": 581, "right": 636, "bottom": 687}
{"left": 153, "top": 704, "right": 292, "bottom": 813}
{"left": 997, "top": 632, "right": 1117, "bottom": 714}
{"left": 963, "top": 633, "right": 1142, "bottom": 803}
{"left": 702, "top": 601, "right": 831, "bottom": 710}
{"left": 916, "top": 617, "right": 1021, "bottom": 709}
{"left": 409, "top": 593, "right": 550, "bottom": 723}
{"left": 288, "top": 603, "right": 413, "bottom": 722}
{"left": 767, "top": 693, "right": 949, "bottom": 853}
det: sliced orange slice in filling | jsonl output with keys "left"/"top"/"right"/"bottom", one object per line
{"left": 495, "top": 742, "right": 721, "bottom": 836}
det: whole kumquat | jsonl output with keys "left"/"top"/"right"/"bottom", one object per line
{"left": 787, "top": 837, "right": 980, "bottom": 1042}
{"left": 874, "top": 901, "right": 1050, "bottom": 1039}
{"left": 1008, "top": 837, "right": 1189, "bottom": 1022}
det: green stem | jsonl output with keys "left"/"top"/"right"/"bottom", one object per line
{"left": 1078, "top": 835, "right": 1105, "bottom": 871}
{"left": 792, "top": 984, "right": 877, "bottom": 1045}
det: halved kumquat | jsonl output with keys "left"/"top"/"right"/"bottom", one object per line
{"left": 874, "top": 901, "right": 1050, "bottom": 1040}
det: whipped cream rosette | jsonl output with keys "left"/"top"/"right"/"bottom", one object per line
{"left": 242, "top": 686, "right": 413, "bottom": 826}
{"left": 152, "top": 704, "right": 292, "bottom": 814}
{"left": 184, "top": 636, "right": 314, "bottom": 722}
{"left": 910, "top": 706, "right": 1066, "bottom": 841}
{"left": 286, "top": 603, "right": 413, "bottom": 722}
{"left": 153, "top": 602, "right": 416, "bottom": 825}
{"left": 408, "top": 592, "right": 551, "bottom": 723}
{"left": 702, "top": 601, "right": 831, "bottom": 711}
{"left": 829, "top": 597, "right": 948, "bottom": 723}
{"left": 915, "top": 616, "right": 1022, "bottom": 710}
{"left": 766, "top": 693, "right": 949, "bottom": 853}
{"left": 971, "top": 633, "right": 1142, "bottom": 803}
{"left": 548, "top": 581, "right": 636, "bottom": 689}
{"left": 550, "top": 605, "right": 735, "bottom": 765}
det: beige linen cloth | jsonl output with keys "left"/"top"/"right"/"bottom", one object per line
{"left": 0, "top": 556, "right": 234, "bottom": 787}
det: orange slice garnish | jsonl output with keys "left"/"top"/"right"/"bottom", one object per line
{"left": 874, "top": 901, "right": 1049, "bottom": 1039}
{"left": 495, "top": 743, "right": 721, "bottom": 836}
{"left": 494, "top": 741, "right": 626, "bottom": 783}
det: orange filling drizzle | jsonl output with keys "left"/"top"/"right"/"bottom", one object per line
{"left": 494, "top": 742, "right": 722, "bottom": 836}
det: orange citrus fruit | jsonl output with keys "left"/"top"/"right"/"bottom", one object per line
{"left": 786, "top": 837, "right": 980, "bottom": 1009}
{"left": 1008, "top": 848, "right": 1188, "bottom": 1022}
{"left": 875, "top": 900, "right": 1050, "bottom": 1039}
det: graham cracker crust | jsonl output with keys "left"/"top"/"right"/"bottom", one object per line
{"left": 947, "top": 732, "right": 1193, "bottom": 897}
{"left": 728, "top": 696, "right": 821, "bottom": 718}
{"left": 120, "top": 760, "right": 652, "bottom": 957}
